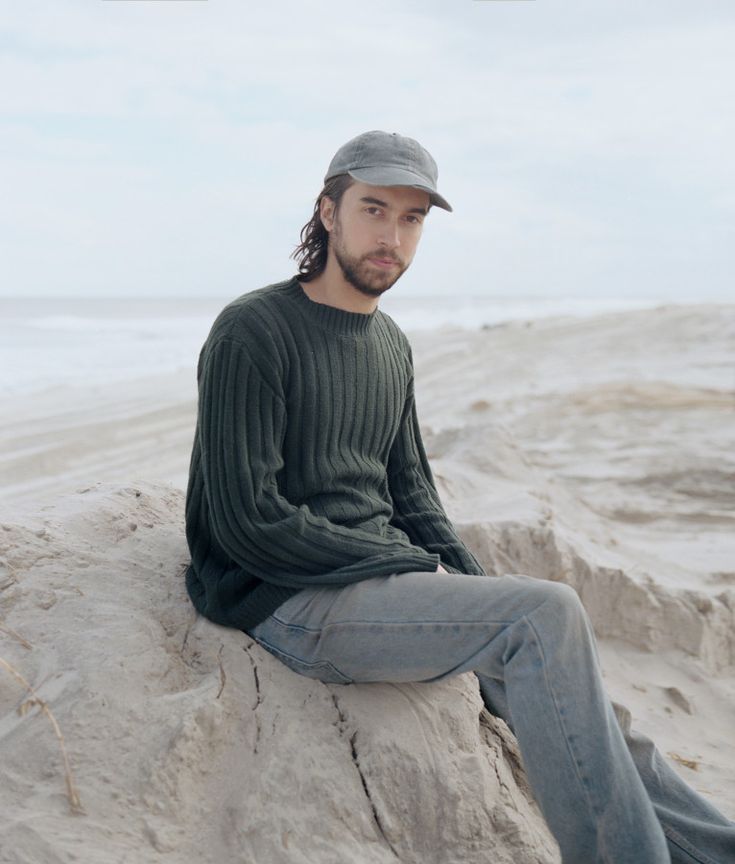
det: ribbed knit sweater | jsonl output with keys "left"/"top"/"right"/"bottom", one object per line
{"left": 184, "top": 276, "right": 485, "bottom": 633}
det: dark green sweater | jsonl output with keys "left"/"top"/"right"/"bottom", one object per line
{"left": 185, "top": 276, "right": 485, "bottom": 633}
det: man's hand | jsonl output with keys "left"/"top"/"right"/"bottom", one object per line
{"left": 436, "top": 563, "right": 448, "bottom": 573}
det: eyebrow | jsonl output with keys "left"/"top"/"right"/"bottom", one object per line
{"left": 359, "top": 196, "right": 429, "bottom": 217}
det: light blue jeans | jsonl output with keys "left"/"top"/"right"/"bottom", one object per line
{"left": 248, "top": 570, "right": 735, "bottom": 864}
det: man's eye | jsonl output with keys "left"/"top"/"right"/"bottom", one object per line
{"left": 366, "top": 207, "right": 381, "bottom": 215}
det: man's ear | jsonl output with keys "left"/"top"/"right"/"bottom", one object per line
{"left": 320, "top": 196, "right": 336, "bottom": 233}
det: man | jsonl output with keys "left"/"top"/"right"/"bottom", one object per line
{"left": 185, "top": 130, "right": 733, "bottom": 863}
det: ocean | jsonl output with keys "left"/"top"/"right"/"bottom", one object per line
{"left": 0, "top": 292, "right": 705, "bottom": 397}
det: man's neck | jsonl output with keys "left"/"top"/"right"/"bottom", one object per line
{"left": 299, "top": 267, "right": 379, "bottom": 315}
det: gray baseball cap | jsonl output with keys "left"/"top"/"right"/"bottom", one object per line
{"left": 324, "top": 130, "right": 452, "bottom": 212}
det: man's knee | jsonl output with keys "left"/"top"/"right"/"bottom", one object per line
{"left": 505, "top": 573, "right": 586, "bottom": 622}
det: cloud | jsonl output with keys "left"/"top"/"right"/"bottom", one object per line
{"left": 1, "top": 0, "right": 733, "bottom": 298}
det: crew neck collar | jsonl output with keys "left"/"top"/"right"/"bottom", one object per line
{"left": 284, "top": 276, "right": 379, "bottom": 337}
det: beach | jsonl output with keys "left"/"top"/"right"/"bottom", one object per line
{"left": 1, "top": 299, "right": 733, "bottom": 861}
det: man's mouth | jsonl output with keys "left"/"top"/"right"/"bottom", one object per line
{"left": 368, "top": 257, "right": 399, "bottom": 269}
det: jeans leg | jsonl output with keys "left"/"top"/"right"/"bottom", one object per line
{"left": 611, "top": 703, "right": 735, "bottom": 864}
{"left": 478, "top": 679, "right": 735, "bottom": 864}
{"left": 250, "top": 571, "right": 673, "bottom": 864}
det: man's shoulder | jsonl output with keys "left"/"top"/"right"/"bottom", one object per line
{"left": 376, "top": 308, "right": 412, "bottom": 362}
{"left": 197, "top": 279, "right": 296, "bottom": 388}
{"left": 377, "top": 307, "right": 409, "bottom": 343}
{"left": 206, "top": 277, "right": 297, "bottom": 346}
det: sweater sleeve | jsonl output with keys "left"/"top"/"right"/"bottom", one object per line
{"left": 386, "top": 352, "right": 486, "bottom": 577}
{"left": 197, "top": 337, "right": 440, "bottom": 588}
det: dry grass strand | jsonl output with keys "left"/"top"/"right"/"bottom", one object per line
{"left": 0, "top": 623, "right": 33, "bottom": 649}
{"left": 0, "top": 655, "right": 84, "bottom": 814}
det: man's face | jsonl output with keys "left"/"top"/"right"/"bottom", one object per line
{"left": 324, "top": 181, "right": 430, "bottom": 298}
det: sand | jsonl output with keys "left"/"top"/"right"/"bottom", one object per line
{"left": 0, "top": 302, "right": 733, "bottom": 861}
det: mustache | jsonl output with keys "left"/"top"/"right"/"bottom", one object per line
{"left": 365, "top": 251, "right": 403, "bottom": 265}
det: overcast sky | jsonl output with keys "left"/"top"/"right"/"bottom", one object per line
{"left": 2, "top": 0, "right": 733, "bottom": 300}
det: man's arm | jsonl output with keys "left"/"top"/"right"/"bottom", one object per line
{"left": 386, "top": 347, "right": 486, "bottom": 576}
{"left": 196, "top": 337, "right": 441, "bottom": 589}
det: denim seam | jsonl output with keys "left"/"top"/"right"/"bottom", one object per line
{"left": 662, "top": 824, "right": 718, "bottom": 864}
{"left": 255, "top": 634, "right": 351, "bottom": 683}
{"left": 525, "top": 614, "right": 603, "bottom": 823}
{"left": 270, "top": 616, "right": 514, "bottom": 632}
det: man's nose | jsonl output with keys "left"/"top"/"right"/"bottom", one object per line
{"left": 377, "top": 218, "right": 401, "bottom": 249}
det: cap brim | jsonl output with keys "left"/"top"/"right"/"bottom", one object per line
{"left": 344, "top": 166, "right": 453, "bottom": 212}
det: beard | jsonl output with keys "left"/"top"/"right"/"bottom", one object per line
{"left": 331, "top": 220, "right": 409, "bottom": 298}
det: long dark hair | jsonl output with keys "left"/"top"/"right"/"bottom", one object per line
{"left": 291, "top": 174, "right": 355, "bottom": 282}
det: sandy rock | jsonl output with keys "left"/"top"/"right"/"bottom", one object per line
{"left": 0, "top": 482, "right": 559, "bottom": 864}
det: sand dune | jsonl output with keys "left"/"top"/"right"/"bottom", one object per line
{"left": 0, "top": 482, "right": 560, "bottom": 863}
